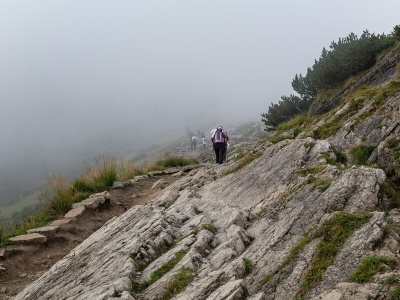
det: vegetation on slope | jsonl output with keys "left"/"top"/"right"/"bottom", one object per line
{"left": 262, "top": 25, "right": 399, "bottom": 129}
{"left": 0, "top": 155, "right": 198, "bottom": 245}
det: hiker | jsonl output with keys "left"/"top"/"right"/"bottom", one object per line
{"left": 202, "top": 137, "right": 207, "bottom": 148}
{"left": 211, "top": 126, "right": 229, "bottom": 164}
{"left": 191, "top": 135, "right": 198, "bottom": 150}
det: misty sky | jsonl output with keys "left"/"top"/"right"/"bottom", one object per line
{"left": 1, "top": 0, "right": 399, "bottom": 177}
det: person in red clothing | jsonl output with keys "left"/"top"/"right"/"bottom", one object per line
{"left": 211, "top": 126, "right": 229, "bottom": 164}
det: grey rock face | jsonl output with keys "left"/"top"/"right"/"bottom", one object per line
{"left": 14, "top": 136, "right": 394, "bottom": 300}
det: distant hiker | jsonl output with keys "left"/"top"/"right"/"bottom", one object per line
{"left": 191, "top": 135, "right": 198, "bottom": 150}
{"left": 211, "top": 126, "right": 229, "bottom": 164}
{"left": 202, "top": 137, "right": 207, "bottom": 148}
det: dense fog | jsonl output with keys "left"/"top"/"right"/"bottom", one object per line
{"left": 0, "top": 0, "right": 398, "bottom": 211}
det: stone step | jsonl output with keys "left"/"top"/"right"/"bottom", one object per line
{"left": 48, "top": 219, "right": 73, "bottom": 226}
{"left": 27, "top": 226, "right": 59, "bottom": 236}
{"left": 64, "top": 206, "right": 86, "bottom": 219}
{"left": 8, "top": 233, "right": 47, "bottom": 244}
{"left": 72, "top": 196, "right": 106, "bottom": 209}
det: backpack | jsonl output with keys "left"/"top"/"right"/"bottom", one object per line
{"left": 213, "top": 128, "right": 226, "bottom": 143}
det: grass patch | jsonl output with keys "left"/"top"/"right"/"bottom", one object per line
{"left": 350, "top": 145, "right": 376, "bottom": 165}
{"left": 313, "top": 119, "right": 343, "bottom": 139}
{"left": 267, "top": 115, "right": 311, "bottom": 144}
{"left": 387, "top": 138, "right": 400, "bottom": 173}
{"left": 384, "top": 275, "right": 399, "bottom": 285}
{"left": 349, "top": 256, "right": 396, "bottom": 283}
{"left": 0, "top": 156, "right": 118, "bottom": 245}
{"left": 201, "top": 223, "right": 217, "bottom": 234}
{"left": 260, "top": 236, "right": 312, "bottom": 286}
{"left": 379, "top": 177, "right": 400, "bottom": 209}
{"left": 161, "top": 268, "right": 196, "bottom": 300}
{"left": 296, "top": 211, "right": 371, "bottom": 298}
{"left": 321, "top": 148, "right": 347, "bottom": 166}
{"left": 308, "top": 176, "right": 332, "bottom": 191}
{"left": 149, "top": 250, "right": 187, "bottom": 285}
{"left": 131, "top": 280, "right": 149, "bottom": 293}
{"left": 0, "top": 154, "right": 201, "bottom": 244}
{"left": 354, "top": 110, "right": 372, "bottom": 125}
{"left": 346, "top": 80, "right": 400, "bottom": 110}
{"left": 275, "top": 115, "right": 311, "bottom": 134}
{"left": 72, "top": 155, "right": 117, "bottom": 193}
{"left": 392, "top": 286, "right": 400, "bottom": 300}
{"left": 300, "top": 164, "right": 325, "bottom": 177}
{"left": 243, "top": 258, "right": 254, "bottom": 274}
{"left": 333, "top": 148, "right": 348, "bottom": 164}
{"left": 224, "top": 153, "right": 262, "bottom": 176}
{"left": 117, "top": 158, "right": 145, "bottom": 181}
{"left": 147, "top": 156, "right": 198, "bottom": 172}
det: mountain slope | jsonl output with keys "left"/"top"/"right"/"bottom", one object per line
{"left": 14, "top": 48, "right": 400, "bottom": 300}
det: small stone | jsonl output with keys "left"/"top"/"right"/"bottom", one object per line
{"left": 131, "top": 194, "right": 138, "bottom": 199}
{"left": 19, "top": 273, "right": 27, "bottom": 278}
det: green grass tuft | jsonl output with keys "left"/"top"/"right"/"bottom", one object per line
{"left": 391, "top": 286, "right": 400, "bottom": 300}
{"left": 161, "top": 268, "right": 196, "bottom": 300}
{"left": 350, "top": 145, "right": 376, "bottom": 165}
{"left": 349, "top": 256, "right": 396, "bottom": 283}
{"left": 243, "top": 258, "right": 254, "bottom": 274}
{"left": 296, "top": 212, "right": 371, "bottom": 298}
{"left": 300, "top": 164, "right": 325, "bottom": 177}
{"left": 149, "top": 251, "right": 187, "bottom": 285}
{"left": 224, "top": 153, "right": 262, "bottom": 176}
{"left": 307, "top": 176, "right": 332, "bottom": 191}
{"left": 260, "top": 236, "right": 312, "bottom": 287}
{"left": 201, "top": 223, "right": 217, "bottom": 233}
{"left": 384, "top": 275, "right": 399, "bottom": 285}
{"left": 148, "top": 156, "right": 198, "bottom": 171}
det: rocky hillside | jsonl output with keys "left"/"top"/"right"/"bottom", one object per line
{"left": 13, "top": 46, "right": 400, "bottom": 300}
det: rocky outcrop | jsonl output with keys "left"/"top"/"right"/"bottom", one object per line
{"left": 14, "top": 131, "right": 398, "bottom": 299}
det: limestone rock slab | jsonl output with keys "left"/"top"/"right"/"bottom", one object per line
{"left": 64, "top": 206, "right": 86, "bottom": 219}
{"left": 9, "top": 233, "right": 47, "bottom": 244}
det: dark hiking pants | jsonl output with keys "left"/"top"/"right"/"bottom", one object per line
{"left": 213, "top": 142, "right": 226, "bottom": 164}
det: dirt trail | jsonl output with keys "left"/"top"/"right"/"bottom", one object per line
{"left": 0, "top": 175, "right": 180, "bottom": 298}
